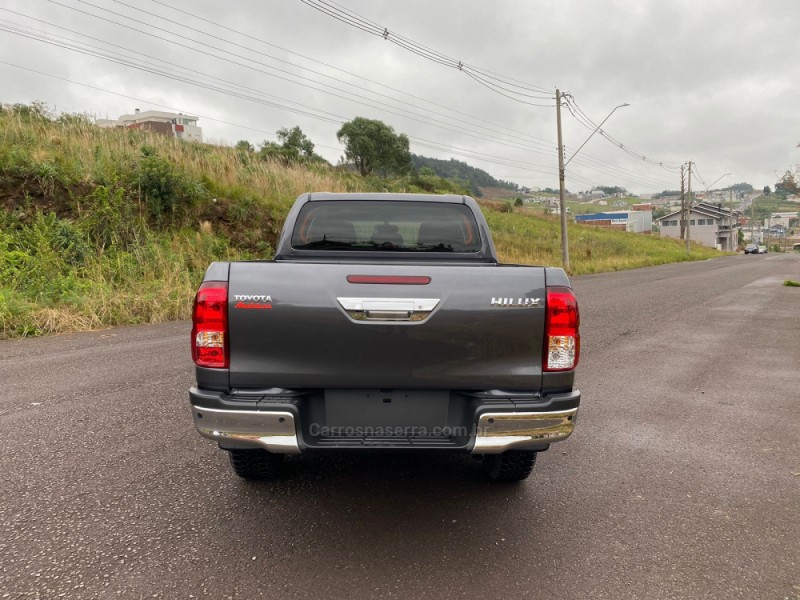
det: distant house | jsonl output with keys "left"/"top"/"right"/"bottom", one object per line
{"left": 574, "top": 210, "right": 652, "bottom": 233}
{"left": 97, "top": 109, "right": 203, "bottom": 142}
{"left": 770, "top": 212, "right": 799, "bottom": 230}
{"left": 650, "top": 194, "right": 680, "bottom": 207}
{"left": 656, "top": 201, "right": 738, "bottom": 250}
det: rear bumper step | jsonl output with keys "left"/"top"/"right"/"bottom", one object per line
{"left": 315, "top": 435, "right": 462, "bottom": 448}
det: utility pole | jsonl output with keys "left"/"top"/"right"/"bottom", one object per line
{"left": 767, "top": 213, "right": 771, "bottom": 249}
{"left": 685, "top": 161, "right": 693, "bottom": 253}
{"left": 680, "top": 164, "right": 686, "bottom": 240}
{"left": 553, "top": 95, "right": 628, "bottom": 270}
{"left": 555, "top": 88, "right": 569, "bottom": 271}
{"left": 729, "top": 188, "right": 735, "bottom": 251}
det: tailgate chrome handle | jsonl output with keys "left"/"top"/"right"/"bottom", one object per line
{"left": 365, "top": 310, "right": 414, "bottom": 321}
{"left": 337, "top": 297, "right": 440, "bottom": 322}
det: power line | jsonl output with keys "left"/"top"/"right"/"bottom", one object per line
{"left": 411, "top": 136, "right": 558, "bottom": 173}
{"left": 318, "top": 0, "right": 555, "bottom": 96}
{"left": 566, "top": 148, "right": 679, "bottom": 189}
{"left": 0, "top": 22, "right": 347, "bottom": 125}
{"left": 692, "top": 163, "right": 707, "bottom": 187}
{"left": 567, "top": 155, "right": 678, "bottom": 190}
{"left": 36, "top": 1, "right": 560, "bottom": 154}
{"left": 105, "top": 0, "right": 555, "bottom": 128}
{"left": 298, "top": 0, "right": 556, "bottom": 105}
{"left": 460, "top": 69, "right": 556, "bottom": 108}
{"left": 563, "top": 95, "right": 683, "bottom": 172}
{"left": 150, "top": 0, "right": 551, "bottom": 143}
{"left": 0, "top": 59, "right": 340, "bottom": 148}
{"left": 310, "top": 0, "right": 555, "bottom": 99}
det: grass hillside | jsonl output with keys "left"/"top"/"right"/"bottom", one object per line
{"left": 0, "top": 104, "right": 722, "bottom": 338}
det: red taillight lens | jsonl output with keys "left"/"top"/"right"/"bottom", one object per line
{"left": 191, "top": 281, "right": 229, "bottom": 368}
{"left": 543, "top": 286, "right": 580, "bottom": 372}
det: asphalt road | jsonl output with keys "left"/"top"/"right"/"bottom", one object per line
{"left": 1, "top": 254, "right": 798, "bottom": 599}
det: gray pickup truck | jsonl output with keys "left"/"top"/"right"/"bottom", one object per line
{"left": 189, "top": 192, "right": 580, "bottom": 481}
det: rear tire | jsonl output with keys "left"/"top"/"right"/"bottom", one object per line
{"left": 483, "top": 451, "right": 537, "bottom": 481}
{"left": 228, "top": 449, "right": 284, "bottom": 480}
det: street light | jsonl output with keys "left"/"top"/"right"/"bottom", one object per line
{"left": 705, "top": 172, "right": 731, "bottom": 192}
{"left": 564, "top": 103, "right": 630, "bottom": 168}
{"left": 557, "top": 102, "right": 629, "bottom": 271}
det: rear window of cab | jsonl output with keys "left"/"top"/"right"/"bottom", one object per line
{"left": 291, "top": 201, "right": 481, "bottom": 252}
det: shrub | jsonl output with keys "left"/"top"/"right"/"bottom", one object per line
{"left": 133, "top": 147, "right": 207, "bottom": 225}
{"left": 80, "top": 184, "right": 141, "bottom": 250}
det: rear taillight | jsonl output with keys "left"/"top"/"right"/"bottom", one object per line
{"left": 191, "top": 281, "right": 229, "bottom": 368}
{"left": 543, "top": 286, "right": 580, "bottom": 372}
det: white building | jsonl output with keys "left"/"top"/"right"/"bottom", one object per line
{"left": 97, "top": 109, "right": 203, "bottom": 142}
{"left": 656, "top": 202, "right": 738, "bottom": 250}
{"left": 574, "top": 210, "right": 652, "bottom": 233}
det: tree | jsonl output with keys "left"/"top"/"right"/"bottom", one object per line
{"left": 336, "top": 117, "right": 411, "bottom": 176}
{"left": 763, "top": 185, "right": 771, "bottom": 196}
{"left": 419, "top": 166, "right": 436, "bottom": 178}
{"left": 276, "top": 126, "right": 315, "bottom": 160}
{"left": 775, "top": 171, "right": 799, "bottom": 196}
{"left": 410, "top": 155, "right": 517, "bottom": 196}
{"left": 258, "top": 126, "right": 323, "bottom": 164}
{"left": 729, "top": 182, "right": 754, "bottom": 194}
{"left": 596, "top": 185, "right": 627, "bottom": 195}
{"left": 235, "top": 140, "right": 254, "bottom": 153}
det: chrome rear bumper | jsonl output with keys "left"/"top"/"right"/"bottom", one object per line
{"left": 192, "top": 406, "right": 301, "bottom": 454}
{"left": 471, "top": 408, "right": 578, "bottom": 454}
{"left": 191, "top": 405, "right": 578, "bottom": 455}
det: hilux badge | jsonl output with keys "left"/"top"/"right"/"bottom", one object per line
{"left": 491, "top": 297, "right": 541, "bottom": 308}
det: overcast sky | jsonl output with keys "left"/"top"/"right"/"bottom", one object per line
{"left": 1, "top": 0, "right": 798, "bottom": 194}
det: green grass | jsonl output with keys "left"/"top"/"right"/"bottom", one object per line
{"left": 0, "top": 103, "right": 728, "bottom": 338}
{"left": 485, "top": 210, "right": 721, "bottom": 274}
{"left": 749, "top": 195, "right": 800, "bottom": 220}
{"left": 784, "top": 280, "right": 800, "bottom": 287}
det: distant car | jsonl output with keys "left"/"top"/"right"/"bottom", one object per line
{"left": 744, "top": 244, "right": 758, "bottom": 254}
{"left": 758, "top": 245, "right": 768, "bottom": 254}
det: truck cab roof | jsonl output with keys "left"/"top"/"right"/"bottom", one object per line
{"left": 305, "top": 192, "right": 472, "bottom": 204}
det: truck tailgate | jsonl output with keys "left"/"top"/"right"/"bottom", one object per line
{"left": 227, "top": 262, "right": 547, "bottom": 390}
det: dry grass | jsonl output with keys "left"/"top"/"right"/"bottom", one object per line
{"left": 0, "top": 109, "right": 360, "bottom": 215}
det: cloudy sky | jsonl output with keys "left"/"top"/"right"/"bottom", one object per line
{"left": 1, "top": 0, "right": 798, "bottom": 194}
